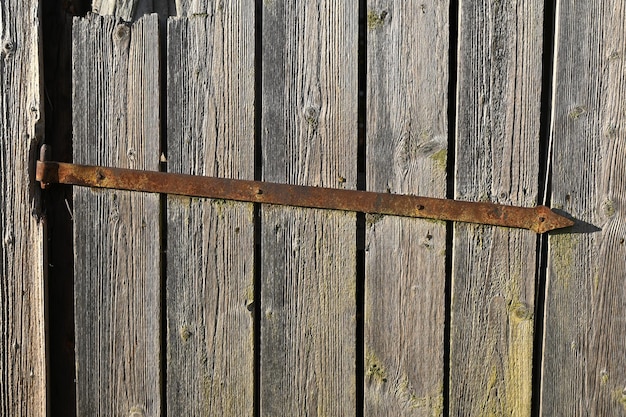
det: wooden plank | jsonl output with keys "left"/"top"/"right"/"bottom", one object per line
{"left": 91, "top": 0, "right": 215, "bottom": 20}
{"left": 72, "top": 14, "right": 161, "bottom": 416}
{"left": 450, "top": 1, "right": 543, "bottom": 415}
{"left": 165, "top": 8, "right": 255, "bottom": 416}
{"left": 260, "top": 1, "right": 357, "bottom": 415}
{"left": 0, "top": 1, "right": 47, "bottom": 415}
{"left": 92, "top": 0, "right": 171, "bottom": 21}
{"left": 542, "top": 2, "right": 626, "bottom": 415}
{"left": 364, "top": 1, "right": 447, "bottom": 415}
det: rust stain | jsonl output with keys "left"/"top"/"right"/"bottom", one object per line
{"left": 36, "top": 159, "right": 574, "bottom": 234}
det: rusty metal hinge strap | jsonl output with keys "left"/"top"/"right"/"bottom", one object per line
{"left": 35, "top": 159, "right": 573, "bottom": 234}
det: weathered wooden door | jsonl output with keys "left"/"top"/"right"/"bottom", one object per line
{"left": 2, "top": 0, "right": 626, "bottom": 416}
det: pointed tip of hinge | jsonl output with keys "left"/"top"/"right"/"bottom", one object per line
{"left": 533, "top": 205, "right": 576, "bottom": 233}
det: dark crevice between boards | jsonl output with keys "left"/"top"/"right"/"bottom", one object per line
{"left": 355, "top": 1, "right": 367, "bottom": 416}
{"left": 444, "top": 0, "right": 460, "bottom": 414}
{"left": 42, "top": 0, "right": 85, "bottom": 415}
{"left": 253, "top": 2, "right": 263, "bottom": 417}
{"left": 158, "top": 14, "right": 168, "bottom": 417}
{"left": 533, "top": 0, "right": 557, "bottom": 415}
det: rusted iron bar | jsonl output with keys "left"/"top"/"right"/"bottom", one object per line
{"left": 36, "top": 160, "right": 574, "bottom": 233}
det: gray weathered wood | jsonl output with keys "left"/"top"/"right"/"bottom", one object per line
{"left": 92, "top": 0, "right": 171, "bottom": 21}
{"left": 365, "top": 1, "right": 447, "bottom": 415}
{"left": 260, "top": 1, "right": 358, "bottom": 415}
{"left": 451, "top": 1, "right": 543, "bottom": 415}
{"left": 72, "top": 14, "right": 161, "bottom": 416}
{"left": 91, "top": 0, "right": 217, "bottom": 20}
{"left": 542, "top": 2, "right": 626, "bottom": 415}
{"left": 170, "top": 0, "right": 212, "bottom": 17}
{"left": 166, "top": 10, "right": 255, "bottom": 415}
{"left": 0, "top": 1, "right": 47, "bottom": 416}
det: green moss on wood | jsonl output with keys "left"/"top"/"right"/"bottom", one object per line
{"left": 365, "top": 351, "right": 387, "bottom": 384}
{"left": 430, "top": 149, "right": 447, "bottom": 170}
{"left": 367, "top": 10, "right": 387, "bottom": 29}
{"left": 551, "top": 234, "right": 580, "bottom": 289}
{"left": 600, "top": 369, "right": 609, "bottom": 385}
{"left": 613, "top": 388, "right": 626, "bottom": 411}
{"left": 180, "top": 325, "right": 192, "bottom": 342}
{"left": 366, "top": 213, "right": 384, "bottom": 226}
{"left": 396, "top": 375, "right": 443, "bottom": 415}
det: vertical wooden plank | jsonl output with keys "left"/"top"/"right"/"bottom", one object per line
{"left": 260, "top": 1, "right": 357, "bottom": 415}
{"left": 542, "top": 2, "right": 626, "bottom": 415}
{"left": 72, "top": 14, "right": 160, "bottom": 416}
{"left": 92, "top": 0, "right": 218, "bottom": 20}
{"left": 365, "top": 2, "right": 447, "bottom": 416}
{"left": 0, "top": 1, "right": 47, "bottom": 415}
{"left": 92, "top": 0, "right": 171, "bottom": 21}
{"left": 451, "top": 1, "right": 543, "bottom": 415}
{"left": 165, "top": 4, "right": 255, "bottom": 415}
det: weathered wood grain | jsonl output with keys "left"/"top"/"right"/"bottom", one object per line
{"left": 170, "top": 0, "right": 212, "bottom": 17}
{"left": 542, "top": 2, "right": 626, "bottom": 415}
{"left": 365, "top": 1, "right": 448, "bottom": 415}
{"left": 260, "top": 1, "right": 358, "bottom": 415}
{"left": 92, "top": 0, "right": 171, "bottom": 21}
{"left": 166, "top": 10, "right": 255, "bottom": 415}
{"left": 451, "top": 1, "right": 543, "bottom": 415}
{"left": 72, "top": 14, "right": 161, "bottom": 416}
{"left": 0, "top": 1, "right": 47, "bottom": 416}
{"left": 91, "top": 0, "right": 217, "bottom": 20}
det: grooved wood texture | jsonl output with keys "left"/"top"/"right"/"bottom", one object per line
{"left": 260, "top": 1, "right": 358, "bottom": 415}
{"left": 0, "top": 1, "right": 46, "bottom": 415}
{"left": 92, "top": 0, "right": 171, "bottom": 21}
{"left": 365, "top": 1, "right": 448, "bottom": 415}
{"left": 542, "top": 1, "right": 626, "bottom": 415}
{"left": 72, "top": 14, "right": 161, "bottom": 416}
{"left": 91, "top": 0, "right": 219, "bottom": 21}
{"left": 451, "top": 1, "right": 543, "bottom": 415}
{"left": 165, "top": 9, "right": 255, "bottom": 415}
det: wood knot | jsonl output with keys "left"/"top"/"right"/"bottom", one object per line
{"left": 303, "top": 106, "right": 319, "bottom": 127}
{"left": 602, "top": 200, "right": 616, "bottom": 218}
{"left": 2, "top": 39, "right": 15, "bottom": 58}
{"left": 511, "top": 302, "right": 532, "bottom": 321}
{"left": 3, "top": 40, "right": 15, "bottom": 53}
{"left": 113, "top": 24, "right": 131, "bottom": 46}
